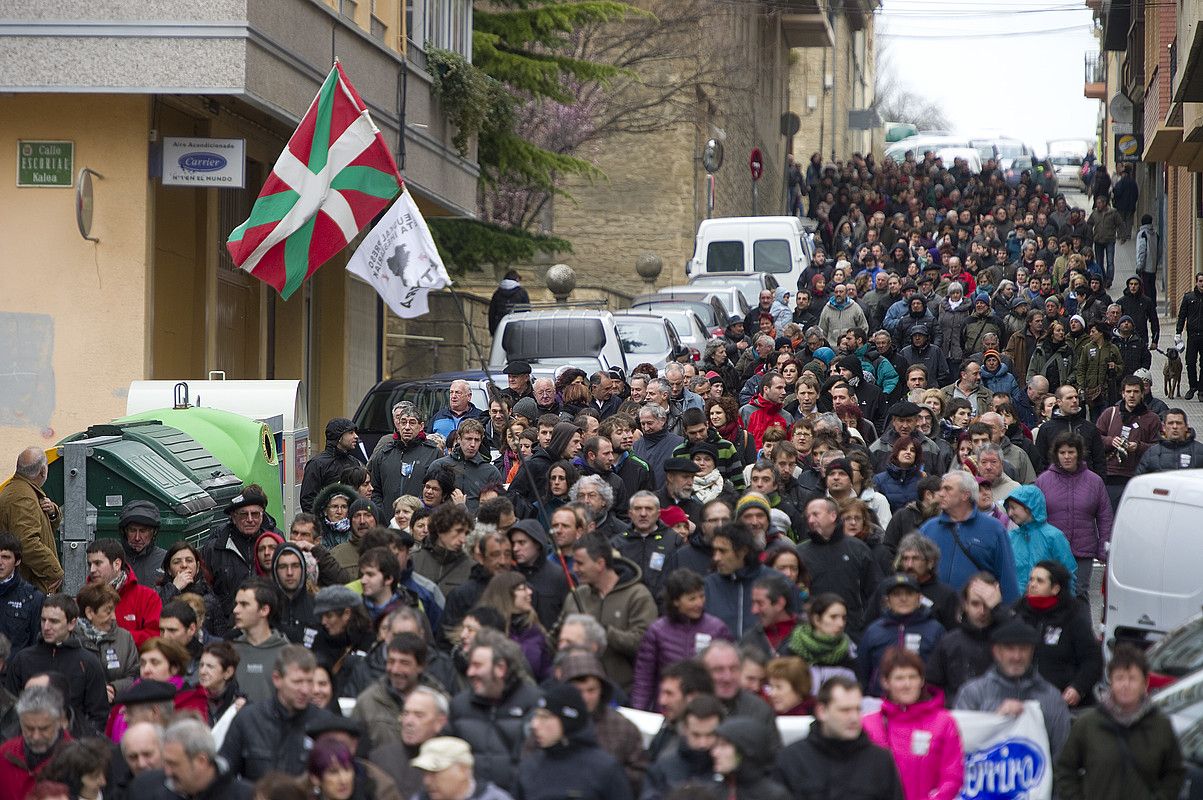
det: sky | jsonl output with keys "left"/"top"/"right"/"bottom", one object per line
{"left": 876, "top": 0, "right": 1101, "bottom": 156}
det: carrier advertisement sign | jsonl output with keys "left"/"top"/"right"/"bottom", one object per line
{"left": 162, "top": 137, "right": 246, "bottom": 187}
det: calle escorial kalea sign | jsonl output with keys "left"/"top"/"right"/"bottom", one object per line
{"left": 17, "top": 140, "right": 74, "bottom": 187}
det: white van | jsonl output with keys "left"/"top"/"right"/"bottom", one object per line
{"left": 1104, "top": 470, "right": 1203, "bottom": 654}
{"left": 687, "top": 216, "right": 811, "bottom": 292}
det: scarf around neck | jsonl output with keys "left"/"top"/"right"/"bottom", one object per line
{"left": 788, "top": 623, "right": 851, "bottom": 665}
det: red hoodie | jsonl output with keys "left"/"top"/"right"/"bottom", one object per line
{"left": 115, "top": 566, "right": 163, "bottom": 647}
{"left": 745, "top": 395, "right": 789, "bottom": 448}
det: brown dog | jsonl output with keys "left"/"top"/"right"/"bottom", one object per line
{"left": 1165, "top": 348, "right": 1183, "bottom": 398}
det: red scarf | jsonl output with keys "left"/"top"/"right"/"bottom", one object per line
{"left": 1025, "top": 593, "right": 1059, "bottom": 611}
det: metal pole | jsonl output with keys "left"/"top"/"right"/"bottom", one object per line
{"left": 752, "top": 181, "right": 759, "bottom": 216}
{"left": 60, "top": 437, "right": 118, "bottom": 595}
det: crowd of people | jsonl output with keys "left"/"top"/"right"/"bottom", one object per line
{"left": 0, "top": 147, "right": 1194, "bottom": 800}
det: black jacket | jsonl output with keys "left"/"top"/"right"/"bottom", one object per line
{"left": 513, "top": 523, "right": 569, "bottom": 630}
{"left": 640, "top": 739, "right": 712, "bottom": 800}
{"left": 368, "top": 433, "right": 442, "bottom": 513}
{"left": 4, "top": 635, "right": 109, "bottom": 734}
{"left": 775, "top": 720, "right": 905, "bottom": 800}
{"left": 0, "top": 573, "right": 42, "bottom": 652}
{"left": 488, "top": 281, "right": 530, "bottom": 334}
{"left": 864, "top": 573, "right": 959, "bottom": 630}
{"left": 219, "top": 695, "right": 339, "bottom": 781}
{"left": 712, "top": 718, "right": 790, "bottom": 800}
{"left": 662, "top": 532, "right": 713, "bottom": 578}
{"left": 300, "top": 418, "right": 365, "bottom": 513}
{"left": 128, "top": 763, "right": 253, "bottom": 800}
{"left": 1014, "top": 594, "right": 1103, "bottom": 700}
{"left": 1117, "top": 290, "right": 1159, "bottom": 343}
{"left": 441, "top": 563, "right": 495, "bottom": 643}
{"left": 1034, "top": 410, "right": 1107, "bottom": 475}
{"left": 1177, "top": 289, "right": 1203, "bottom": 337}
{"left": 271, "top": 543, "right": 319, "bottom": 646}
{"left": 1136, "top": 433, "right": 1203, "bottom": 474}
{"left": 516, "top": 723, "right": 633, "bottom": 800}
{"left": 796, "top": 525, "right": 883, "bottom": 636}
{"left": 610, "top": 524, "right": 680, "bottom": 604}
{"left": 200, "top": 519, "right": 263, "bottom": 638}
{"left": 447, "top": 677, "right": 542, "bottom": 792}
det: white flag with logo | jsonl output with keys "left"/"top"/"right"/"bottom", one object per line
{"left": 346, "top": 189, "right": 451, "bottom": 318}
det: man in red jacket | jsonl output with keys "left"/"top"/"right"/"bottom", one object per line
{"left": 86, "top": 538, "right": 162, "bottom": 646}
{"left": 0, "top": 684, "right": 71, "bottom": 800}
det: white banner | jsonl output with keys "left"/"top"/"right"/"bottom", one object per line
{"left": 618, "top": 700, "right": 1051, "bottom": 800}
{"left": 346, "top": 189, "right": 451, "bottom": 318}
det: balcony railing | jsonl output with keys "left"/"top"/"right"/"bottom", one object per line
{"left": 1085, "top": 51, "right": 1106, "bottom": 84}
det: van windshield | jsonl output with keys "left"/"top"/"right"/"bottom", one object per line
{"left": 615, "top": 320, "right": 670, "bottom": 354}
{"left": 706, "top": 241, "right": 744, "bottom": 272}
{"left": 501, "top": 318, "right": 606, "bottom": 361}
{"left": 753, "top": 239, "right": 792, "bottom": 273}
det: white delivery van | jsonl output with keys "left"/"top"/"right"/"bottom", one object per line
{"left": 1104, "top": 470, "right": 1203, "bottom": 655}
{"left": 687, "top": 216, "right": 811, "bottom": 292}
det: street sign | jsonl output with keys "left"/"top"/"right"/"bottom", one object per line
{"left": 780, "top": 112, "right": 801, "bottom": 138}
{"left": 749, "top": 148, "right": 763, "bottom": 181}
{"left": 1116, "top": 133, "right": 1143, "bottom": 163}
{"left": 162, "top": 137, "right": 246, "bottom": 187}
{"left": 17, "top": 140, "right": 74, "bottom": 187}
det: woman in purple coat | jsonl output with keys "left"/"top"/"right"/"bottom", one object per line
{"left": 630, "top": 569, "right": 733, "bottom": 710}
{"left": 1034, "top": 431, "right": 1113, "bottom": 600}
{"left": 476, "top": 571, "right": 553, "bottom": 681}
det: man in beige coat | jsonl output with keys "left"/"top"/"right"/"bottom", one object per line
{"left": 0, "top": 448, "right": 62, "bottom": 592}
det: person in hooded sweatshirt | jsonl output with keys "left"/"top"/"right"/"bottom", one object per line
{"left": 1003, "top": 486, "right": 1077, "bottom": 600}
{"left": 769, "top": 287, "right": 793, "bottom": 331}
{"left": 517, "top": 681, "right": 633, "bottom": 800}
{"left": 510, "top": 422, "right": 582, "bottom": 511}
{"left": 709, "top": 717, "right": 789, "bottom": 800}
{"left": 116, "top": 500, "right": 166, "bottom": 588}
{"left": 270, "top": 541, "right": 319, "bottom": 647}
{"left": 312, "top": 483, "right": 358, "bottom": 552}
{"left": 507, "top": 519, "right": 569, "bottom": 631}
{"left": 301, "top": 418, "right": 365, "bottom": 513}
{"left": 488, "top": 269, "right": 530, "bottom": 334}
{"left": 863, "top": 648, "right": 963, "bottom": 800}
{"left": 775, "top": 675, "right": 904, "bottom": 800}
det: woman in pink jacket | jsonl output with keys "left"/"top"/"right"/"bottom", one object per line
{"left": 863, "top": 647, "right": 964, "bottom": 800}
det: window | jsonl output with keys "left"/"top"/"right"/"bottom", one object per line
{"left": 753, "top": 239, "right": 792, "bottom": 274}
{"left": 706, "top": 241, "right": 744, "bottom": 272}
{"left": 616, "top": 320, "right": 670, "bottom": 355}
{"left": 423, "top": 0, "right": 472, "bottom": 58}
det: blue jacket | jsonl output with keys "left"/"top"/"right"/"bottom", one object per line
{"left": 1004, "top": 485, "right": 1078, "bottom": 598}
{"left": 981, "top": 360, "right": 1022, "bottom": 406}
{"left": 0, "top": 573, "right": 43, "bottom": 652}
{"left": 856, "top": 605, "right": 946, "bottom": 696}
{"left": 921, "top": 508, "right": 1019, "bottom": 602}
{"left": 856, "top": 343, "right": 899, "bottom": 395}
{"left": 873, "top": 463, "right": 923, "bottom": 512}
{"left": 426, "top": 404, "right": 484, "bottom": 439}
{"left": 704, "top": 563, "right": 783, "bottom": 640}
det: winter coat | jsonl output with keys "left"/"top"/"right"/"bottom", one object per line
{"left": 920, "top": 508, "right": 1019, "bottom": 603}
{"left": 106, "top": 675, "right": 209, "bottom": 743}
{"left": 631, "top": 429, "right": 685, "bottom": 487}
{"left": 796, "top": 526, "right": 883, "bottom": 635}
{"left": 981, "top": 359, "right": 1022, "bottom": 406}
{"left": 1034, "top": 410, "right": 1108, "bottom": 475}
{"left": 128, "top": 763, "right": 253, "bottom": 800}
{"left": 0, "top": 573, "right": 42, "bottom": 652}
{"left": 1115, "top": 332, "right": 1151, "bottom": 377}
{"left": 559, "top": 557, "right": 657, "bottom": 692}
{"left": 1136, "top": 222, "right": 1161, "bottom": 274}
{"left": 111, "top": 566, "right": 162, "bottom": 647}
{"left": 935, "top": 298, "right": 972, "bottom": 362}
{"left": 411, "top": 540, "right": 474, "bottom": 597}
{"left": 1030, "top": 464, "right": 1108, "bottom": 567}
{"left": 447, "top": 676, "right": 543, "bottom": 793}
{"left": 4, "top": 635, "right": 109, "bottom": 734}
{"left": 1096, "top": 400, "right": 1162, "bottom": 479}
{"left": 863, "top": 690, "right": 963, "bottom": 800}
{"left": 429, "top": 449, "right": 501, "bottom": 514}
{"left": 856, "top": 343, "right": 900, "bottom": 396}
{"left": 857, "top": 606, "right": 946, "bottom": 696}
{"left": 630, "top": 613, "right": 732, "bottom": 711}
{"left": 122, "top": 539, "right": 167, "bottom": 588}
{"left": 899, "top": 341, "right": 951, "bottom": 388}
{"left": 702, "top": 562, "right": 781, "bottom": 641}
{"left": 662, "top": 532, "right": 713, "bottom": 578}
{"left": 1118, "top": 289, "right": 1159, "bottom": 342}
{"left": 1053, "top": 695, "right": 1185, "bottom": 800}
{"left": 1014, "top": 593, "right": 1103, "bottom": 700}
{"left": 927, "top": 618, "right": 996, "bottom": 703}
{"left": 869, "top": 428, "right": 950, "bottom": 475}
{"left": 776, "top": 720, "right": 905, "bottom": 800}
{"left": 955, "top": 665, "right": 1072, "bottom": 755}
{"left": 427, "top": 402, "right": 486, "bottom": 440}
{"left": 708, "top": 717, "right": 790, "bottom": 800}
{"left": 820, "top": 296, "right": 869, "bottom": 342}
{"left": 739, "top": 395, "right": 791, "bottom": 449}
{"left": 489, "top": 279, "right": 530, "bottom": 333}
{"left": 1075, "top": 338, "right": 1122, "bottom": 403}
{"left": 509, "top": 618, "right": 552, "bottom": 682}
{"left": 513, "top": 527, "right": 569, "bottom": 631}
{"left": 1004, "top": 485, "right": 1079, "bottom": 597}
{"left": 516, "top": 723, "right": 633, "bottom": 800}
{"left": 940, "top": 380, "right": 993, "bottom": 417}
{"left": 368, "top": 433, "right": 442, "bottom": 513}
{"left": 0, "top": 732, "right": 72, "bottom": 800}
{"left": 962, "top": 312, "right": 1004, "bottom": 357}
{"left": 219, "top": 694, "right": 339, "bottom": 781}
{"left": 352, "top": 676, "right": 406, "bottom": 751}
{"left": 230, "top": 629, "right": 291, "bottom": 706}
{"left": 1087, "top": 206, "right": 1122, "bottom": 243}
{"left": 0, "top": 473, "right": 63, "bottom": 592}
{"left": 201, "top": 518, "right": 265, "bottom": 638}
{"left": 873, "top": 463, "right": 923, "bottom": 513}
{"left": 269, "top": 543, "right": 320, "bottom": 646}
{"left": 76, "top": 620, "right": 139, "bottom": 692}
{"left": 156, "top": 571, "right": 222, "bottom": 633}
{"left": 1179, "top": 288, "right": 1203, "bottom": 337}
{"left": 1136, "top": 433, "right": 1203, "bottom": 475}
{"left": 300, "top": 418, "right": 365, "bottom": 513}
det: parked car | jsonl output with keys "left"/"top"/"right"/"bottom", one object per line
{"left": 1143, "top": 613, "right": 1203, "bottom": 691}
{"left": 1049, "top": 153, "right": 1086, "bottom": 192}
{"left": 612, "top": 311, "right": 684, "bottom": 371}
{"left": 655, "top": 307, "right": 710, "bottom": 361}
{"left": 667, "top": 282, "right": 750, "bottom": 318}
{"left": 686, "top": 216, "right": 812, "bottom": 295}
{"left": 632, "top": 291, "right": 729, "bottom": 334}
{"left": 353, "top": 378, "right": 492, "bottom": 453}
{"left": 1148, "top": 665, "right": 1203, "bottom": 799}
{"left": 688, "top": 267, "right": 780, "bottom": 305}
{"left": 1104, "top": 470, "right": 1203, "bottom": 656}
{"left": 488, "top": 308, "right": 631, "bottom": 375}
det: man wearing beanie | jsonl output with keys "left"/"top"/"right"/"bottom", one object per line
{"left": 117, "top": 500, "right": 166, "bottom": 587}
{"left": 517, "top": 682, "right": 633, "bottom": 800}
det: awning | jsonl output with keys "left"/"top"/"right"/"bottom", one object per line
{"left": 1145, "top": 126, "right": 1184, "bottom": 162}
{"left": 1169, "top": 140, "right": 1203, "bottom": 167}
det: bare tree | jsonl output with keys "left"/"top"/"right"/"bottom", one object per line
{"left": 871, "top": 27, "right": 951, "bottom": 132}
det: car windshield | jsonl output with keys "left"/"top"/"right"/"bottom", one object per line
{"left": 753, "top": 239, "right": 792, "bottom": 273}
{"left": 1149, "top": 620, "right": 1203, "bottom": 677}
{"left": 996, "top": 142, "right": 1025, "bottom": 158}
{"left": 1050, "top": 154, "right": 1082, "bottom": 166}
{"left": 355, "top": 388, "right": 399, "bottom": 433}
{"left": 616, "top": 320, "right": 670, "bottom": 354}
{"left": 500, "top": 318, "right": 607, "bottom": 361}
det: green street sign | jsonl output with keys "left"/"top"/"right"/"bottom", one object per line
{"left": 17, "top": 140, "right": 74, "bottom": 187}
